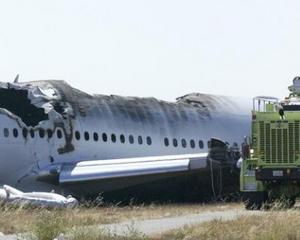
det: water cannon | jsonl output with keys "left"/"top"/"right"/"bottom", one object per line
{"left": 288, "top": 76, "right": 300, "bottom": 95}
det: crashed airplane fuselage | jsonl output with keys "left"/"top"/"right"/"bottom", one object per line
{"left": 0, "top": 80, "right": 251, "bottom": 197}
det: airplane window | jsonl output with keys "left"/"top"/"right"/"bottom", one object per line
{"left": 39, "top": 129, "right": 45, "bottom": 138}
{"left": 164, "top": 138, "right": 169, "bottom": 147}
{"left": 84, "top": 131, "right": 90, "bottom": 141}
{"left": 13, "top": 128, "right": 18, "bottom": 138}
{"left": 199, "top": 140, "right": 204, "bottom": 149}
{"left": 57, "top": 129, "right": 62, "bottom": 139}
{"left": 47, "top": 129, "right": 53, "bottom": 138}
{"left": 146, "top": 136, "right": 152, "bottom": 145}
{"left": 182, "top": 139, "right": 187, "bottom": 148}
{"left": 190, "top": 139, "right": 195, "bottom": 148}
{"left": 102, "top": 133, "right": 107, "bottom": 142}
{"left": 111, "top": 134, "right": 116, "bottom": 143}
{"left": 22, "top": 128, "right": 28, "bottom": 138}
{"left": 30, "top": 129, "right": 35, "bottom": 138}
{"left": 120, "top": 134, "right": 125, "bottom": 143}
{"left": 173, "top": 138, "right": 178, "bottom": 147}
{"left": 3, "top": 128, "right": 9, "bottom": 138}
{"left": 93, "top": 132, "right": 99, "bottom": 141}
{"left": 129, "top": 135, "right": 134, "bottom": 144}
{"left": 75, "top": 131, "right": 80, "bottom": 140}
{"left": 138, "top": 136, "right": 143, "bottom": 145}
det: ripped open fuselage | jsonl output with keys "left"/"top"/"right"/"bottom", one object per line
{"left": 0, "top": 80, "right": 251, "bottom": 196}
{"left": 0, "top": 81, "right": 76, "bottom": 190}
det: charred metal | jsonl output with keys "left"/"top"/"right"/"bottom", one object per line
{"left": 0, "top": 80, "right": 245, "bottom": 159}
{"left": 0, "top": 81, "right": 76, "bottom": 155}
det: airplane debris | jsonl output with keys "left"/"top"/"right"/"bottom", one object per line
{"left": 13, "top": 74, "right": 19, "bottom": 83}
{"left": 0, "top": 185, "right": 78, "bottom": 208}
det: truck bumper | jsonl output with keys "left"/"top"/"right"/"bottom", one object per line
{"left": 256, "top": 168, "right": 300, "bottom": 181}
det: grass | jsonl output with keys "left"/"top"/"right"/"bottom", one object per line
{"left": 23, "top": 211, "right": 68, "bottom": 240}
{"left": 155, "top": 210, "right": 300, "bottom": 240}
{"left": 67, "top": 227, "right": 150, "bottom": 240}
{"left": 20, "top": 207, "right": 300, "bottom": 240}
{"left": 20, "top": 212, "right": 149, "bottom": 240}
{"left": 0, "top": 202, "right": 240, "bottom": 235}
{"left": 7, "top": 202, "right": 300, "bottom": 240}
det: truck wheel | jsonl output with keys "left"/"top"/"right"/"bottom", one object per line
{"left": 277, "top": 196, "right": 296, "bottom": 209}
{"left": 287, "top": 198, "right": 296, "bottom": 208}
{"left": 242, "top": 192, "right": 267, "bottom": 210}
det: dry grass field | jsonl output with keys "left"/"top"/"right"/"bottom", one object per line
{"left": 19, "top": 208, "right": 300, "bottom": 240}
{"left": 156, "top": 210, "right": 300, "bottom": 240}
{"left": 4, "top": 202, "right": 300, "bottom": 240}
{"left": 0, "top": 202, "right": 240, "bottom": 235}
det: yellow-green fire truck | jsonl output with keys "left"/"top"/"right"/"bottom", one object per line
{"left": 240, "top": 77, "right": 300, "bottom": 209}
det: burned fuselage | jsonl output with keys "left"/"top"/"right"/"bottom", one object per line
{"left": 0, "top": 80, "right": 251, "bottom": 196}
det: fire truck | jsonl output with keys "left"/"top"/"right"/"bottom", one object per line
{"left": 240, "top": 77, "right": 300, "bottom": 209}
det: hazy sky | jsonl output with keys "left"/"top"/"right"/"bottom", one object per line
{"left": 0, "top": 0, "right": 299, "bottom": 100}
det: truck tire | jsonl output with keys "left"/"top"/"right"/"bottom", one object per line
{"left": 242, "top": 192, "right": 267, "bottom": 210}
{"left": 289, "top": 198, "right": 296, "bottom": 208}
{"left": 277, "top": 196, "right": 296, "bottom": 209}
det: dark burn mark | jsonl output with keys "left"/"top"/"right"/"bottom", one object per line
{"left": 54, "top": 102, "right": 70, "bottom": 120}
{"left": 53, "top": 102, "right": 65, "bottom": 114}
{"left": 0, "top": 88, "right": 48, "bottom": 127}
{"left": 177, "top": 93, "right": 215, "bottom": 119}
{"left": 55, "top": 121, "right": 75, "bottom": 154}
{"left": 44, "top": 80, "right": 213, "bottom": 126}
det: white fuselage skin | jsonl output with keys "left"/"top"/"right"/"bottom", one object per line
{"left": 0, "top": 80, "right": 251, "bottom": 194}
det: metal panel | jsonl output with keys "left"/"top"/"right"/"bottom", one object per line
{"left": 259, "top": 121, "right": 295, "bottom": 164}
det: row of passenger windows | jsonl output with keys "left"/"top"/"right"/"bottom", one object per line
{"left": 74, "top": 131, "right": 204, "bottom": 149}
{"left": 1, "top": 128, "right": 204, "bottom": 149}
{"left": 3, "top": 128, "right": 62, "bottom": 139}
{"left": 74, "top": 131, "right": 153, "bottom": 146}
{"left": 164, "top": 138, "right": 204, "bottom": 149}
